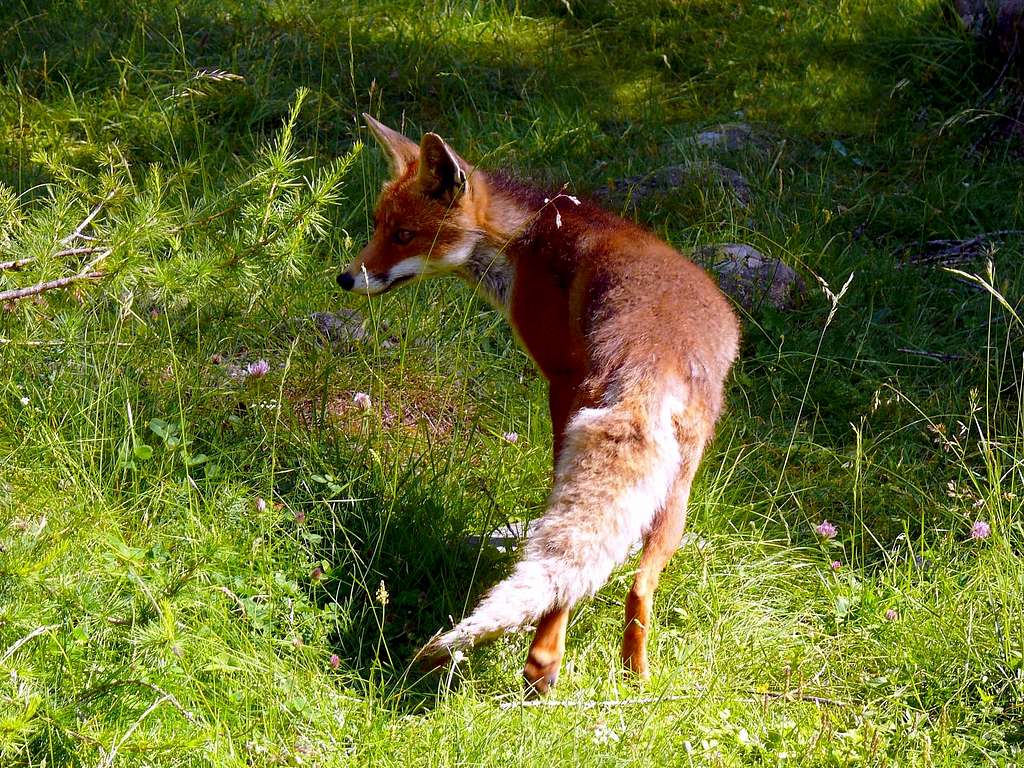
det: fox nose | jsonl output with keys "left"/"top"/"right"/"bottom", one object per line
{"left": 337, "top": 272, "right": 355, "bottom": 291}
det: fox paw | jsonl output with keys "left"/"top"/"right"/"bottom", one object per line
{"left": 523, "top": 658, "right": 560, "bottom": 698}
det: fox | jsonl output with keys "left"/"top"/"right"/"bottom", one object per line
{"left": 337, "top": 114, "right": 740, "bottom": 694}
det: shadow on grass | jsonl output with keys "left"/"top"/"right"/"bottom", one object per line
{"left": 287, "top": 438, "right": 521, "bottom": 702}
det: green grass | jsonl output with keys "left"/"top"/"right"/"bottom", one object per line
{"left": 2, "top": 0, "right": 1023, "bottom": 765}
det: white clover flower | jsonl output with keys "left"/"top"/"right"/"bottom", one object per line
{"left": 592, "top": 719, "right": 620, "bottom": 746}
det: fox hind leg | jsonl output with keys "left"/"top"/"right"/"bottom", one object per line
{"left": 523, "top": 607, "right": 569, "bottom": 696}
{"left": 621, "top": 432, "right": 704, "bottom": 678}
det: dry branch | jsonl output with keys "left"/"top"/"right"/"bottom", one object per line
{"left": 2, "top": 191, "right": 118, "bottom": 300}
{"left": 898, "top": 347, "right": 967, "bottom": 362}
{"left": 60, "top": 190, "right": 116, "bottom": 245}
{"left": 54, "top": 245, "right": 109, "bottom": 259}
{"left": 0, "top": 257, "right": 34, "bottom": 272}
{"left": 0, "top": 246, "right": 112, "bottom": 304}
{"left": 1, "top": 247, "right": 108, "bottom": 273}
{"left": 498, "top": 688, "right": 850, "bottom": 711}
{"left": 1, "top": 624, "right": 60, "bottom": 664}
{"left": 899, "top": 230, "right": 1024, "bottom": 268}
{"left": 0, "top": 271, "right": 105, "bottom": 303}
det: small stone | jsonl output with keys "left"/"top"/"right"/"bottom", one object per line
{"left": 310, "top": 309, "right": 370, "bottom": 346}
{"left": 694, "top": 122, "right": 759, "bottom": 152}
{"left": 598, "top": 161, "right": 752, "bottom": 209}
{"left": 463, "top": 519, "right": 541, "bottom": 554}
{"left": 693, "top": 243, "right": 806, "bottom": 311}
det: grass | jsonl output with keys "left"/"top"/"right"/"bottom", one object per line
{"left": 1, "top": 0, "right": 1023, "bottom": 765}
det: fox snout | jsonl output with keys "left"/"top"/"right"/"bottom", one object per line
{"left": 335, "top": 265, "right": 387, "bottom": 295}
{"left": 337, "top": 254, "right": 422, "bottom": 296}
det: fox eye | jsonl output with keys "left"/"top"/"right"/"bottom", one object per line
{"left": 393, "top": 228, "right": 416, "bottom": 245}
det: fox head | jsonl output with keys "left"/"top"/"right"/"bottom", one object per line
{"left": 337, "top": 114, "right": 483, "bottom": 295}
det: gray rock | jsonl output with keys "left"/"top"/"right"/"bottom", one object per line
{"left": 280, "top": 309, "right": 394, "bottom": 353}
{"left": 599, "top": 161, "right": 752, "bottom": 208}
{"left": 694, "top": 122, "right": 760, "bottom": 152}
{"left": 693, "top": 243, "right": 806, "bottom": 311}
{"left": 310, "top": 309, "right": 370, "bottom": 345}
{"left": 463, "top": 519, "right": 542, "bottom": 553}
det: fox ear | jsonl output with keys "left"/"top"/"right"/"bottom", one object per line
{"left": 363, "top": 113, "right": 419, "bottom": 177}
{"left": 417, "top": 133, "right": 469, "bottom": 202}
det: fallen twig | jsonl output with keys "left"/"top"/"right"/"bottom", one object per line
{"left": 756, "top": 689, "right": 850, "bottom": 707}
{"left": 99, "top": 694, "right": 173, "bottom": 768}
{"left": 499, "top": 694, "right": 698, "bottom": 710}
{"left": 498, "top": 688, "right": 850, "bottom": 711}
{"left": 78, "top": 679, "right": 197, "bottom": 723}
{"left": 898, "top": 347, "right": 967, "bottom": 362}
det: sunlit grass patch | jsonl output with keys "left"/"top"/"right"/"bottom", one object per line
{"left": 1, "top": 0, "right": 1023, "bottom": 765}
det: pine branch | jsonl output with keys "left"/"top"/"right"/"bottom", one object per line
{"left": 0, "top": 257, "right": 34, "bottom": 272}
{"left": 0, "top": 270, "right": 106, "bottom": 303}
{"left": 2, "top": 246, "right": 109, "bottom": 273}
{"left": 60, "top": 190, "right": 116, "bottom": 245}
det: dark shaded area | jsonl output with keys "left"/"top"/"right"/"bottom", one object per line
{"left": 279, "top": 439, "right": 516, "bottom": 679}
{"left": 0, "top": 0, "right": 1005, "bottom": 189}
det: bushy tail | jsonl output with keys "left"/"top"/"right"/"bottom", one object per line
{"left": 418, "top": 381, "right": 686, "bottom": 664}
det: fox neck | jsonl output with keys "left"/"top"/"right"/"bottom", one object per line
{"left": 457, "top": 241, "right": 513, "bottom": 311}
{"left": 450, "top": 177, "right": 596, "bottom": 383}
{"left": 453, "top": 182, "right": 534, "bottom": 312}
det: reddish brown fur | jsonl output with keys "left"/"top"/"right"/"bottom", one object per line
{"left": 351, "top": 167, "right": 467, "bottom": 278}
{"left": 340, "top": 116, "right": 739, "bottom": 694}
